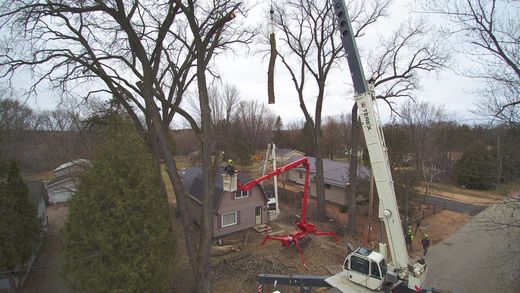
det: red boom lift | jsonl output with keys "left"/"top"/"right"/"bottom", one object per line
{"left": 232, "top": 157, "right": 339, "bottom": 267}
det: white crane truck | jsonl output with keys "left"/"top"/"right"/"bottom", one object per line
{"left": 324, "top": 0, "right": 428, "bottom": 292}
{"left": 259, "top": 0, "right": 429, "bottom": 292}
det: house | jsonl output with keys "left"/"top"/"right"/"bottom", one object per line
{"left": 182, "top": 166, "right": 269, "bottom": 238}
{"left": 285, "top": 155, "right": 370, "bottom": 205}
{"left": 45, "top": 159, "right": 89, "bottom": 203}
{"left": 0, "top": 181, "right": 48, "bottom": 291}
{"left": 276, "top": 148, "right": 305, "bottom": 165}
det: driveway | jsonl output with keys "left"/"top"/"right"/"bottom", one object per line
{"left": 22, "top": 205, "right": 70, "bottom": 293}
{"left": 424, "top": 195, "right": 487, "bottom": 215}
{"left": 425, "top": 200, "right": 520, "bottom": 293}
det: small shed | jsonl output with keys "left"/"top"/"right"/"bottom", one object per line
{"left": 45, "top": 159, "right": 89, "bottom": 203}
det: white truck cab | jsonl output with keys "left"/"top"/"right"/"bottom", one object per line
{"left": 343, "top": 247, "right": 387, "bottom": 291}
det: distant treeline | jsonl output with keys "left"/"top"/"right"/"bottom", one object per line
{"left": 1, "top": 130, "right": 100, "bottom": 172}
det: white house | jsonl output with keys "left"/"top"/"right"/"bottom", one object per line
{"left": 276, "top": 148, "right": 305, "bottom": 165}
{"left": 45, "top": 159, "right": 89, "bottom": 203}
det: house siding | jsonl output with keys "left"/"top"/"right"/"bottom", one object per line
{"left": 309, "top": 182, "right": 346, "bottom": 205}
{"left": 46, "top": 179, "right": 77, "bottom": 203}
{"left": 213, "top": 185, "right": 267, "bottom": 238}
{"left": 288, "top": 169, "right": 306, "bottom": 185}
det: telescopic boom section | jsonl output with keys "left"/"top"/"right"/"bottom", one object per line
{"left": 238, "top": 157, "right": 338, "bottom": 266}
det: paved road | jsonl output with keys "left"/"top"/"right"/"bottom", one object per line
{"left": 424, "top": 195, "right": 487, "bottom": 215}
{"left": 426, "top": 200, "right": 520, "bottom": 293}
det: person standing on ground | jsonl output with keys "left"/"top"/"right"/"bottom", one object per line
{"left": 405, "top": 225, "right": 414, "bottom": 252}
{"left": 421, "top": 233, "right": 430, "bottom": 256}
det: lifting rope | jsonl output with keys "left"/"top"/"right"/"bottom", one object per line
{"left": 267, "top": 4, "right": 277, "bottom": 104}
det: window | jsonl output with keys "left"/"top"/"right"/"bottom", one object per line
{"left": 370, "top": 261, "right": 381, "bottom": 279}
{"left": 299, "top": 172, "right": 304, "bottom": 179}
{"left": 221, "top": 212, "right": 237, "bottom": 227}
{"left": 379, "top": 259, "right": 388, "bottom": 276}
{"left": 350, "top": 255, "right": 369, "bottom": 275}
{"left": 235, "top": 190, "right": 249, "bottom": 199}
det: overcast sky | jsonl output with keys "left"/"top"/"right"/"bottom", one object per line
{"left": 7, "top": 0, "right": 489, "bottom": 127}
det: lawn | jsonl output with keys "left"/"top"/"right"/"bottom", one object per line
{"left": 422, "top": 181, "right": 519, "bottom": 201}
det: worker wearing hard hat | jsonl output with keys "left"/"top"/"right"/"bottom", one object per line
{"left": 405, "top": 225, "right": 414, "bottom": 252}
{"left": 421, "top": 233, "right": 430, "bottom": 256}
{"left": 224, "top": 159, "right": 236, "bottom": 176}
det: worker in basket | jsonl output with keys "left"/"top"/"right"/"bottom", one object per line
{"left": 224, "top": 159, "right": 236, "bottom": 176}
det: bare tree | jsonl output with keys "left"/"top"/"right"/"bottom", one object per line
{"left": 322, "top": 115, "right": 349, "bottom": 160}
{"left": 400, "top": 100, "right": 446, "bottom": 172}
{"left": 270, "top": 0, "right": 390, "bottom": 222}
{"left": 190, "top": 84, "right": 275, "bottom": 162}
{"left": 0, "top": 98, "right": 34, "bottom": 134}
{"left": 421, "top": 0, "right": 519, "bottom": 123}
{"left": 236, "top": 100, "right": 277, "bottom": 150}
{"left": 0, "top": 1, "right": 255, "bottom": 292}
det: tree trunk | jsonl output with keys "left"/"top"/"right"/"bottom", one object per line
{"left": 193, "top": 55, "right": 214, "bottom": 293}
{"left": 140, "top": 77, "right": 209, "bottom": 292}
{"left": 348, "top": 104, "right": 359, "bottom": 234}
{"left": 313, "top": 130, "right": 327, "bottom": 221}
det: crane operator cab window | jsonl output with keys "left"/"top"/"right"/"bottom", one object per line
{"left": 350, "top": 255, "right": 369, "bottom": 275}
{"left": 370, "top": 261, "right": 381, "bottom": 279}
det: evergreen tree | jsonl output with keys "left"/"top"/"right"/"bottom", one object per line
{"left": 0, "top": 161, "right": 42, "bottom": 292}
{"left": 454, "top": 142, "right": 496, "bottom": 190}
{"left": 61, "top": 117, "right": 175, "bottom": 292}
{"left": 299, "top": 119, "right": 315, "bottom": 155}
{"left": 272, "top": 116, "right": 286, "bottom": 147}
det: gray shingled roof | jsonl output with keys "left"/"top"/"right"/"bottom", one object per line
{"left": 182, "top": 166, "right": 254, "bottom": 211}
{"left": 286, "top": 155, "right": 370, "bottom": 187}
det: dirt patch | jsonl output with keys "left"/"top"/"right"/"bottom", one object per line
{"left": 22, "top": 205, "right": 70, "bottom": 293}
{"left": 408, "top": 210, "right": 471, "bottom": 258}
{"left": 199, "top": 200, "right": 471, "bottom": 292}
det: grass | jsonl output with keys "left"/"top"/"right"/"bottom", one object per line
{"left": 424, "top": 182, "right": 502, "bottom": 199}
{"left": 496, "top": 180, "right": 520, "bottom": 197}
{"left": 22, "top": 171, "right": 55, "bottom": 181}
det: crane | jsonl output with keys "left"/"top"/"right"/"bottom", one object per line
{"left": 254, "top": 0, "right": 428, "bottom": 290}
{"left": 324, "top": 0, "right": 428, "bottom": 292}
{"left": 223, "top": 157, "right": 339, "bottom": 267}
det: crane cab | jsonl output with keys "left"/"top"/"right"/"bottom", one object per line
{"left": 342, "top": 247, "right": 387, "bottom": 291}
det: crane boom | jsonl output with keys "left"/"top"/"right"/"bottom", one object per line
{"left": 325, "top": 0, "right": 427, "bottom": 291}
{"left": 238, "top": 157, "right": 311, "bottom": 223}
{"left": 331, "top": 0, "right": 408, "bottom": 270}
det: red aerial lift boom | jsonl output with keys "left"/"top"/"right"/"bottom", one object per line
{"left": 235, "top": 157, "right": 339, "bottom": 267}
